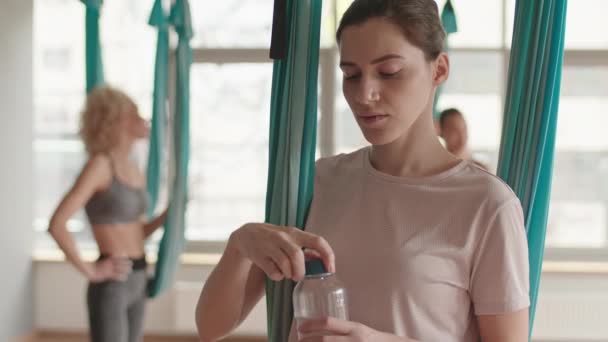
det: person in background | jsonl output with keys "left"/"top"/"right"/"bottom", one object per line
{"left": 48, "top": 85, "right": 167, "bottom": 342}
{"left": 439, "top": 107, "right": 489, "bottom": 170}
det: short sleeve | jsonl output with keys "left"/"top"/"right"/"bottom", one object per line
{"left": 470, "top": 199, "right": 530, "bottom": 315}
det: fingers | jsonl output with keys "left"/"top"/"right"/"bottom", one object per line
{"left": 112, "top": 257, "right": 133, "bottom": 274}
{"left": 106, "top": 256, "right": 132, "bottom": 281}
{"left": 238, "top": 224, "right": 335, "bottom": 282}
{"left": 256, "top": 257, "right": 283, "bottom": 281}
{"left": 291, "top": 230, "right": 336, "bottom": 273}
{"left": 299, "top": 336, "right": 350, "bottom": 342}
{"left": 267, "top": 245, "right": 293, "bottom": 280}
{"left": 277, "top": 238, "right": 306, "bottom": 281}
{"left": 303, "top": 248, "right": 321, "bottom": 260}
{"left": 298, "top": 317, "right": 353, "bottom": 336}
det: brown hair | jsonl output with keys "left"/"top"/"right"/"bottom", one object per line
{"left": 336, "top": 0, "right": 446, "bottom": 61}
{"left": 439, "top": 108, "right": 463, "bottom": 128}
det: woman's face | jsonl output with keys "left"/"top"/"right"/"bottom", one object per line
{"left": 339, "top": 18, "right": 448, "bottom": 146}
{"left": 122, "top": 103, "right": 150, "bottom": 140}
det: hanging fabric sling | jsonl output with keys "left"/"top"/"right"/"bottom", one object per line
{"left": 265, "top": 0, "right": 322, "bottom": 341}
{"left": 81, "top": 0, "right": 104, "bottom": 93}
{"left": 145, "top": 0, "right": 169, "bottom": 219}
{"left": 147, "top": 0, "right": 193, "bottom": 298}
{"left": 497, "top": 0, "right": 568, "bottom": 336}
{"left": 80, "top": 0, "right": 192, "bottom": 298}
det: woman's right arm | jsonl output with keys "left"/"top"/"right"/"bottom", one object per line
{"left": 195, "top": 223, "right": 335, "bottom": 342}
{"left": 47, "top": 155, "right": 128, "bottom": 281}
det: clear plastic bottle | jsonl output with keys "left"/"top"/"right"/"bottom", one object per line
{"left": 292, "top": 259, "right": 349, "bottom": 338}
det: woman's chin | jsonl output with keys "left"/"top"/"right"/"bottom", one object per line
{"left": 362, "top": 129, "right": 396, "bottom": 146}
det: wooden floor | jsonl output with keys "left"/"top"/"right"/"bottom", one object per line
{"left": 20, "top": 331, "right": 265, "bottom": 342}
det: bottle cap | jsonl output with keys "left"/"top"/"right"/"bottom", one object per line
{"left": 305, "top": 259, "right": 329, "bottom": 276}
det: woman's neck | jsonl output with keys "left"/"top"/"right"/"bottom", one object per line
{"left": 370, "top": 112, "right": 461, "bottom": 178}
{"left": 108, "top": 138, "right": 134, "bottom": 163}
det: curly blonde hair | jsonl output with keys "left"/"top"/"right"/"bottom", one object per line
{"left": 79, "top": 85, "right": 137, "bottom": 155}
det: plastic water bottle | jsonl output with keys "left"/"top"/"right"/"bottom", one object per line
{"left": 292, "top": 259, "right": 349, "bottom": 338}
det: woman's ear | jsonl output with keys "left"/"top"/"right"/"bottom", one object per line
{"left": 433, "top": 52, "right": 450, "bottom": 86}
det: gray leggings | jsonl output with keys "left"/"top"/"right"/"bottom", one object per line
{"left": 87, "top": 269, "right": 148, "bottom": 342}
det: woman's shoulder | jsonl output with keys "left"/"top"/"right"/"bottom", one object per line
{"left": 456, "top": 161, "right": 521, "bottom": 211}
{"left": 315, "top": 147, "right": 368, "bottom": 177}
{"left": 77, "top": 154, "right": 113, "bottom": 186}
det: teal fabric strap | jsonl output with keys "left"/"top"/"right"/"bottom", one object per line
{"left": 497, "top": 0, "right": 567, "bottom": 336}
{"left": 81, "top": 0, "right": 104, "bottom": 93}
{"left": 441, "top": 0, "right": 458, "bottom": 35}
{"left": 264, "top": 1, "right": 322, "bottom": 341}
{"left": 146, "top": 0, "right": 169, "bottom": 217}
{"left": 147, "top": 0, "right": 193, "bottom": 298}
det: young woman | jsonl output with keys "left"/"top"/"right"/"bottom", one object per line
{"left": 196, "top": 1, "right": 529, "bottom": 341}
{"left": 48, "top": 85, "right": 167, "bottom": 342}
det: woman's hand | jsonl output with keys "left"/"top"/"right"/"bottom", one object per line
{"left": 143, "top": 207, "right": 169, "bottom": 238}
{"left": 229, "top": 223, "right": 335, "bottom": 282}
{"left": 86, "top": 256, "right": 132, "bottom": 283}
{"left": 298, "top": 317, "right": 411, "bottom": 342}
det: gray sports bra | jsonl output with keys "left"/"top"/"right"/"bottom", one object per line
{"left": 85, "top": 158, "right": 147, "bottom": 225}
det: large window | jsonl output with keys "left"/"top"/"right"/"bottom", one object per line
{"left": 34, "top": 0, "right": 608, "bottom": 257}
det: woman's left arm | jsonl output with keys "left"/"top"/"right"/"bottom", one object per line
{"left": 477, "top": 308, "right": 529, "bottom": 342}
{"left": 143, "top": 208, "right": 168, "bottom": 238}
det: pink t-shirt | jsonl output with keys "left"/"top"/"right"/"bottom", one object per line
{"left": 290, "top": 147, "right": 529, "bottom": 341}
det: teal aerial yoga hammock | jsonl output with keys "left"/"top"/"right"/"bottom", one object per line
{"left": 81, "top": 0, "right": 104, "bottom": 93}
{"left": 264, "top": 0, "right": 322, "bottom": 341}
{"left": 81, "top": 0, "right": 191, "bottom": 298}
{"left": 147, "top": 0, "right": 193, "bottom": 298}
{"left": 145, "top": 0, "right": 169, "bottom": 218}
{"left": 497, "top": 0, "right": 567, "bottom": 335}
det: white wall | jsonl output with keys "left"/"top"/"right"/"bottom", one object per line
{"left": 0, "top": 0, "right": 34, "bottom": 340}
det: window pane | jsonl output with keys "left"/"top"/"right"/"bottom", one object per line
{"left": 563, "top": 0, "right": 608, "bottom": 49}
{"left": 34, "top": 0, "right": 83, "bottom": 136}
{"left": 336, "top": 0, "right": 502, "bottom": 48}
{"left": 443, "top": 51, "right": 502, "bottom": 94}
{"left": 506, "top": 0, "right": 608, "bottom": 49}
{"left": 546, "top": 65, "right": 608, "bottom": 248}
{"left": 440, "top": 51, "right": 503, "bottom": 169}
{"left": 437, "top": 0, "right": 502, "bottom": 48}
{"left": 191, "top": 0, "right": 337, "bottom": 49}
{"left": 190, "top": 0, "right": 274, "bottom": 48}
{"left": 34, "top": 0, "right": 156, "bottom": 134}
{"left": 33, "top": 139, "right": 92, "bottom": 250}
{"left": 101, "top": 0, "right": 155, "bottom": 119}
{"left": 547, "top": 201, "right": 606, "bottom": 248}
{"left": 188, "top": 64, "right": 272, "bottom": 241}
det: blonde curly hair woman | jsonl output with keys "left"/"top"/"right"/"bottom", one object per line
{"left": 48, "top": 85, "right": 167, "bottom": 342}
